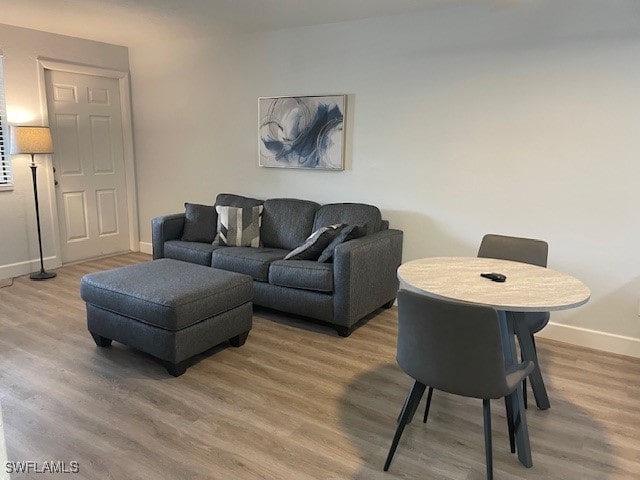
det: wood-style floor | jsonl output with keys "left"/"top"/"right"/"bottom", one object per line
{"left": 0, "top": 253, "right": 638, "bottom": 479}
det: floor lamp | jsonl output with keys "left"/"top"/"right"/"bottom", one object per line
{"left": 10, "top": 126, "right": 56, "bottom": 281}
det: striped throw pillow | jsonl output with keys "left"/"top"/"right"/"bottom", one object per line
{"left": 215, "top": 205, "right": 263, "bottom": 247}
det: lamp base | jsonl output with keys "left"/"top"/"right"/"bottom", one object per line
{"left": 30, "top": 271, "right": 57, "bottom": 281}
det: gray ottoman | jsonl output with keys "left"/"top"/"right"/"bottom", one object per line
{"left": 80, "top": 259, "right": 253, "bottom": 376}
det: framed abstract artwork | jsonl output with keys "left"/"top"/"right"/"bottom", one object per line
{"left": 258, "top": 95, "right": 346, "bottom": 170}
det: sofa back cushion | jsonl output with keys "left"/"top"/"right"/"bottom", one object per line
{"left": 313, "top": 203, "right": 382, "bottom": 235}
{"left": 261, "top": 198, "right": 320, "bottom": 250}
{"left": 215, "top": 193, "right": 263, "bottom": 209}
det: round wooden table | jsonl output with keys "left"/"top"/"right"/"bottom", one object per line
{"left": 397, "top": 256, "right": 590, "bottom": 467}
{"left": 398, "top": 257, "right": 590, "bottom": 312}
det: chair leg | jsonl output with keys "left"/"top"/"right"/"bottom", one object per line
{"left": 397, "top": 389, "right": 411, "bottom": 423}
{"left": 423, "top": 387, "right": 434, "bottom": 423}
{"left": 483, "top": 399, "right": 494, "bottom": 480}
{"left": 385, "top": 380, "right": 426, "bottom": 471}
{"left": 407, "top": 383, "right": 427, "bottom": 424}
{"left": 504, "top": 395, "right": 516, "bottom": 454}
{"left": 397, "top": 382, "right": 426, "bottom": 424}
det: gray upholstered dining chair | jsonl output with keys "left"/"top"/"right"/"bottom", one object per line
{"left": 384, "top": 290, "right": 534, "bottom": 480}
{"left": 478, "top": 233, "right": 549, "bottom": 408}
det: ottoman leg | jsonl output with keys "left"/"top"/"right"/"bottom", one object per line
{"left": 382, "top": 298, "right": 396, "bottom": 309}
{"left": 229, "top": 331, "right": 250, "bottom": 347}
{"left": 335, "top": 325, "right": 353, "bottom": 337}
{"left": 90, "top": 332, "right": 112, "bottom": 347}
{"left": 163, "top": 360, "right": 189, "bottom": 377}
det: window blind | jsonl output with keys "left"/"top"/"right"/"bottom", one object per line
{"left": 0, "top": 56, "right": 11, "bottom": 186}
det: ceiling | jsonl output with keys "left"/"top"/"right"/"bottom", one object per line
{"left": 0, "top": 0, "right": 483, "bottom": 47}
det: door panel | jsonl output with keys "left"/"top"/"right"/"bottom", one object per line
{"left": 96, "top": 189, "right": 118, "bottom": 236}
{"left": 46, "top": 70, "right": 130, "bottom": 263}
{"left": 62, "top": 191, "right": 89, "bottom": 241}
{"left": 88, "top": 87, "right": 109, "bottom": 105}
{"left": 90, "top": 115, "right": 114, "bottom": 173}
{"left": 54, "top": 114, "right": 82, "bottom": 175}
{"left": 53, "top": 84, "right": 77, "bottom": 103}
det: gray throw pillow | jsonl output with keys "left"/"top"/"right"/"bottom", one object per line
{"left": 216, "top": 205, "right": 263, "bottom": 247}
{"left": 284, "top": 224, "right": 345, "bottom": 261}
{"left": 317, "top": 225, "right": 367, "bottom": 263}
{"left": 181, "top": 203, "right": 217, "bottom": 243}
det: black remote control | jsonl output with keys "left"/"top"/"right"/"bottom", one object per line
{"left": 481, "top": 272, "right": 507, "bottom": 282}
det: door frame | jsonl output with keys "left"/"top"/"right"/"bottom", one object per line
{"left": 37, "top": 58, "right": 139, "bottom": 262}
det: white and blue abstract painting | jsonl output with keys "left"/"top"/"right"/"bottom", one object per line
{"left": 259, "top": 95, "right": 345, "bottom": 170}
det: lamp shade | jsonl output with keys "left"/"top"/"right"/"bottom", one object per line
{"left": 9, "top": 126, "right": 54, "bottom": 154}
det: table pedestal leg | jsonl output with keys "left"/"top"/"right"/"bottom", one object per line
{"left": 499, "top": 311, "right": 533, "bottom": 468}
{"left": 509, "top": 312, "right": 551, "bottom": 410}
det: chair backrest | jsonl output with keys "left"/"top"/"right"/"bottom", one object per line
{"left": 396, "top": 290, "right": 512, "bottom": 399}
{"left": 477, "top": 234, "right": 548, "bottom": 267}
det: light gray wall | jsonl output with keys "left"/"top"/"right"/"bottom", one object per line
{"left": 0, "top": 23, "right": 129, "bottom": 277}
{"left": 133, "top": 1, "right": 640, "bottom": 350}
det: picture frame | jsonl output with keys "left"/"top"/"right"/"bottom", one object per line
{"left": 258, "top": 94, "right": 346, "bottom": 170}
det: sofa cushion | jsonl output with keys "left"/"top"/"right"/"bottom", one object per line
{"left": 317, "top": 225, "right": 367, "bottom": 263}
{"left": 164, "top": 240, "right": 220, "bottom": 266}
{"left": 212, "top": 247, "right": 289, "bottom": 281}
{"left": 261, "top": 198, "right": 320, "bottom": 250}
{"left": 269, "top": 260, "right": 334, "bottom": 293}
{"left": 181, "top": 203, "right": 217, "bottom": 243}
{"left": 215, "top": 193, "right": 263, "bottom": 208}
{"left": 284, "top": 224, "right": 344, "bottom": 261}
{"left": 313, "top": 203, "right": 382, "bottom": 235}
{"left": 216, "top": 205, "right": 263, "bottom": 247}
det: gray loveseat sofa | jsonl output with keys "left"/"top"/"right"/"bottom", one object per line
{"left": 152, "top": 194, "right": 403, "bottom": 336}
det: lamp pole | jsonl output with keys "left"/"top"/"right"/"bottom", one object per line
{"left": 29, "top": 153, "right": 55, "bottom": 280}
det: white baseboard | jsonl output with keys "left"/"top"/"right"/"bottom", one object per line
{"left": 538, "top": 322, "right": 640, "bottom": 359}
{"left": 0, "top": 256, "right": 61, "bottom": 281}
{"left": 139, "top": 242, "right": 153, "bottom": 255}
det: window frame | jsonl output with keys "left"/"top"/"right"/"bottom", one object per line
{"left": 0, "top": 55, "right": 12, "bottom": 191}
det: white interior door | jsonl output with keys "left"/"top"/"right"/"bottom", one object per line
{"left": 45, "top": 69, "right": 130, "bottom": 263}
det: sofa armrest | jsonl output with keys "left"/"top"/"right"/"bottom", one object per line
{"left": 151, "top": 213, "right": 185, "bottom": 259}
{"left": 333, "top": 229, "right": 403, "bottom": 327}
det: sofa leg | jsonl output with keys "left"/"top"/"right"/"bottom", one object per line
{"left": 382, "top": 298, "right": 396, "bottom": 309}
{"left": 164, "top": 360, "right": 188, "bottom": 377}
{"left": 335, "top": 325, "right": 353, "bottom": 337}
{"left": 229, "top": 330, "right": 250, "bottom": 347}
{"left": 90, "top": 332, "right": 112, "bottom": 347}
